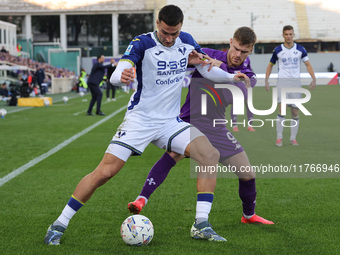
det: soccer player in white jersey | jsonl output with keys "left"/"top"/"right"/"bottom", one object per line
{"left": 44, "top": 5, "right": 249, "bottom": 245}
{"left": 265, "top": 25, "right": 316, "bottom": 146}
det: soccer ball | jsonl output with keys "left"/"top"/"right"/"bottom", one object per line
{"left": 0, "top": 108, "right": 7, "bottom": 118}
{"left": 79, "top": 91, "right": 85, "bottom": 97}
{"left": 120, "top": 215, "right": 154, "bottom": 246}
{"left": 44, "top": 99, "right": 50, "bottom": 106}
{"left": 62, "top": 96, "right": 69, "bottom": 103}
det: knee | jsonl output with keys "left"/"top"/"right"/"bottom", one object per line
{"left": 168, "top": 151, "right": 185, "bottom": 162}
{"left": 239, "top": 172, "right": 256, "bottom": 181}
{"left": 211, "top": 148, "right": 220, "bottom": 162}
{"left": 92, "top": 166, "right": 115, "bottom": 186}
{"left": 190, "top": 136, "right": 220, "bottom": 165}
{"left": 238, "top": 166, "right": 256, "bottom": 180}
{"left": 203, "top": 147, "right": 220, "bottom": 165}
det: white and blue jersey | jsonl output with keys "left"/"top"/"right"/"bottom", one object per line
{"left": 120, "top": 31, "right": 203, "bottom": 122}
{"left": 270, "top": 43, "right": 309, "bottom": 79}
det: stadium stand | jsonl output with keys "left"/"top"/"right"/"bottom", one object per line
{"left": 0, "top": 52, "right": 75, "bottom": 78}
{"left": 0, "top": 0, "right": 339, "bottom": 75}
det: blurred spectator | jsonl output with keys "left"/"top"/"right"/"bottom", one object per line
{"left": 327, "top": 62, "right": 334, "bottom": 72}
{"left": 0, "top": 46, "right": 7, "bottom": 53}
{"left": 21, "top": 71, "right": 28, "bottom": 82}
{"left": 0, "top": 52, "right": 76, "bottom": 78}
{"left": 0, "top": 82, "right": 9, "bottom": 97}
{"left": 27, "top": 71, "right": 33, "bottom": 87}
{"left": 106, "top": 58, "right": 117, "bottom": 101}
{"left": 16, "top": 44, "right": 22, "bottom": 57}
{"left": 8, "top": 89, "right": 18, "bottom": 106}
{"left": 78, "top": 68, "right": 88, "bottom": 92}
{"left": 20, "top": 80, "right": 33, "bottom": 97}
{"left": 35, "top": 65, "right": 46, "bottom": 95}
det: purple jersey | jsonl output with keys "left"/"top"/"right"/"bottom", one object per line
{"left": 180, "top": 48, "right": 257, "bottom": 159}
{"left": 181, "top": 48, "right": 256, "bottom": 120}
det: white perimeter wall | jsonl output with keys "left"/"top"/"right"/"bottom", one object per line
{"left": 249, "top": 52, "right": 340, "bottom": 74}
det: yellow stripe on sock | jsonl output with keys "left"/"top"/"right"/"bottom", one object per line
{"left": 197, "top": 192, "right": 214, "bottom": 195}
{"left": 71, "top": 195, "right": 85, "bottom": 205}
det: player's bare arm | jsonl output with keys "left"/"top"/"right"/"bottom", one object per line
{"left": 304, "top": 61, "right": 316, "bottom": 91}
{"left": 265, "top": 63, "right": 273, "bottom": 92}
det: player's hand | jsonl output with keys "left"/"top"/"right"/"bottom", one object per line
{"left": 188, "top": 51, "right": 222, "bottom": 72}
{"left": 265, "top": 80, "right": 270, "bottom": 92}
{"left": 233, "top": 73, "right": 250, "bottom": 88}
{"left": 309, "top": 79, "right": 316, "bottom": 91}
{"left": 121, "top": 68, "right": 135, "bottom": 84}
{"left": 210, "top": 58, "right": 223, "bottom": 68}
{"left": 199, "top": 54, "right": 216, "bottom": 71}
{"left": 188, "top": 50, "right": 207, "bottom": 65}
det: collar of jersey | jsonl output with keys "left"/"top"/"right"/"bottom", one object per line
{"left": 283, "top": 43, "right": 295, "bottom": 50}
{"left": 154, "top": 31, "right": 163, "bottom": 46}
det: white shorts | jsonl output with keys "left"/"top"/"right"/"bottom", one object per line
{"left": 105, "top": 116, "right": 204, "bottom": 161}
{"left": 276, "top": 78, "right": 301, "bottom": 108}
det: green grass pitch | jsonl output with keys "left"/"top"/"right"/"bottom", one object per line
{"left": 0, "top": 85, "right": 339, "bottom": 255}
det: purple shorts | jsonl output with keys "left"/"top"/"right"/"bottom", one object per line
{"left": 185, "top": 117, "right": 244, "bottom": 161}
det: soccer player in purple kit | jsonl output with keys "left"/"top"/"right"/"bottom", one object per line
{"left": 128, "top": 27, "right": 274, "bottom": 229}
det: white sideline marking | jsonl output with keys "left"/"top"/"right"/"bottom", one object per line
{"left": 0, "top": 105, "right": 127, "bottom": 187}
{"left": 5, "top": 107, "right": 33, "bottom": 113}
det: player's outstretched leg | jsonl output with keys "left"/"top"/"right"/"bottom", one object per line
{"left": 44, "top": 195, "right": 84, "bottom": 245}
{"left": 127, "top": 152, "right": 179, "bottom": 214}
{"left": 190, "top": 221, "right": 227, "bottom": 242}
{"left": 44, "top": 153, "right": 125, "bottom": 245}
